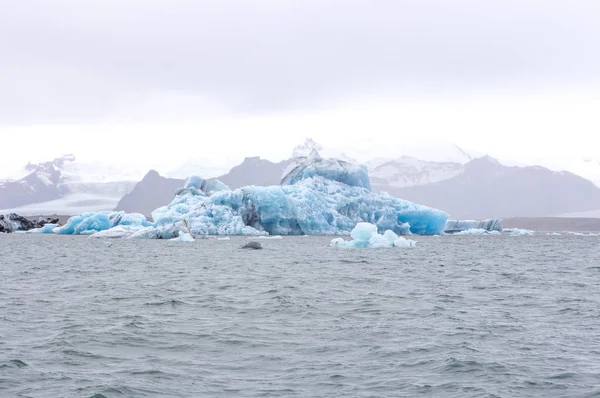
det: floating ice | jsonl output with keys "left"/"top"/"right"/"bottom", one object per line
{"left": 89, "top": 226, "right": 139, "bottom": 239}
{"left": 547, "top": 232, "right": 562, "bottom": 236}
{"left": 454, "top": 228, "right": 501, "bottom": 235}
{"left": 217, "top": 237, "right": 231, "bottom": 241}
{"left": 51, "top": 153, "right": 448, "bottom": 238}
{"left": 170, "top": 231, "right": 195, "bottom": 242}
{"left": 504, "top": 228, "right": 535, "bottom": 236}
{"left": 54, "top": 211, "right": 151, "bottom": 235}
{"left": 566, "top": 231, "right": 600, "bottom": 236}
{"left": 128, "top": 221, "right": 191, "bottom": 240}
{"left": 25, "top": 223, "right": 60, "bottom": 234}
{"left": 251, "top": 235, "right": 283, "bottom": 240}
{"left": 444, "top": 219, "right": 502, "bottom": 234}
{"left": 151, "top": 174, "right": 446, "bottom": 236}
{"left": 330, "top": 222, "right": 417, "bottom": 248}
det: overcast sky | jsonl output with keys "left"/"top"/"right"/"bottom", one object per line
{"left": 1, "top": 0, "right": 599, "bottom": 172}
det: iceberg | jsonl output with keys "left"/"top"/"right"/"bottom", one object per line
{"left": 128, "top": 220, "right": 191, "bottom": 240}
{"left": 54, "top": 211, "right": 151, "bottom": 235}
{"left": 50, "top": 151, "right": 449, "bottom": 238}
{"left": 444, "top": 219, "right": 502, "bottom": 234}
{"left": 169, "top": 231, "right": 195, "bottom": 242}
{"left": 330, "top": 222, "right": 417, "bottom": 248}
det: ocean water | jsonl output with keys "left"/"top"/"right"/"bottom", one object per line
{"left": 1, "top": 234, "right": 600, "bottom": 398}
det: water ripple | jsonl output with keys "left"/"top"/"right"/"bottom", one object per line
{"left": 1, "top": 234, "right": 599, "bottom": 397}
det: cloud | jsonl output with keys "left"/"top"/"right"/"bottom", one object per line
{"left": 1, "top": 0, "right": 599, "bottom": 123}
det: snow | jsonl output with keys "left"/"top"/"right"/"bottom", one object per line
{"left": 370, "top": 157, "right": 464, "bottom": 188}
{"left": 330, "top": 222, "right": 416, "bottom": 248}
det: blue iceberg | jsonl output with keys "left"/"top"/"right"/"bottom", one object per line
{"left": 52, "top": 151, "right": 449, "bottom": 237}
{"left": 54, "top": 211, "right": 152, "bottom": 235}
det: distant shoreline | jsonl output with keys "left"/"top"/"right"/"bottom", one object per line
{"left": 501, "top": 217, "right": 600, "bottom": 233}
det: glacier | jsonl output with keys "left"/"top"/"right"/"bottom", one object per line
{"left": 42, "top": 151, "right": 449, "bottom": 238}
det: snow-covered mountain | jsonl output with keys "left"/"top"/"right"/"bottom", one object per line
{"left": 0, "top": 155, "right": 137, "bottom": 215}
{"left": 291, "top": 138, "right": 473, "bottom": 188}
{"left": 291, "top": 138, "right": 358, "bottom": 163}
{"left": 370, "top": 156, "right": 464, "bottom": 188}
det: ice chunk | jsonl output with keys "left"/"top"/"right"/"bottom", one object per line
{"left": 185, "top": 175, "right": 204, "bottom": 190}
{"left": 251, "top": 235, "right": 283, "bottom": 240}
{"left": 351, "top": 222, "right": 377, "bottom": 242}
{"left": 54, "top": 212, "right": 113, "bottom": 235}
{"left": 217, "top": 237, "right": 231, "bottom": 241}
{"left": 445, "top": 219, "right": 502, "bottom": 234}
{"left": 504, "top": 228, "right": 535, "bottom": 236}
{"left": 203, "top": 179, "right": 230, "bottom": 195}
{"left": 170, "top": 231, "right": 195, "bottom": 242}
{"left": 282, "top": 149, "right": 371, "bottom": 190}
{"left": 54, "top": 211, "right": 150, "bottom": 235}
{"left": 330, "top": 222, "right": 416, "bottom": 248}
{"left": 128, "top": 220, "right": 191, "bottom": 239}
{"left": 566, "top": 231, "right": 600, "bottom": 236}
{"left": 454, "top": 228, "right": 501, "bottom": 235}
{"left": 25, "top": 223, "right": 60, "bottom": 234}
{"left": 89, "top": 225, "right": 138, "bottom": 239}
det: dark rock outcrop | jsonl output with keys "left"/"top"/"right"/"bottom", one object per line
{"left": 217, "top": 157, "right": 293, "bottom": 189}
{"left": 0, "top": 213, "right": 59, "bottom": 233}
{"left": 241, "top": 241, "right": 263, "bottom": 250}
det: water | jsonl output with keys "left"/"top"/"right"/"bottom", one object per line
{"left": 1, "top": 234, "right": 600, "bottom": 397}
